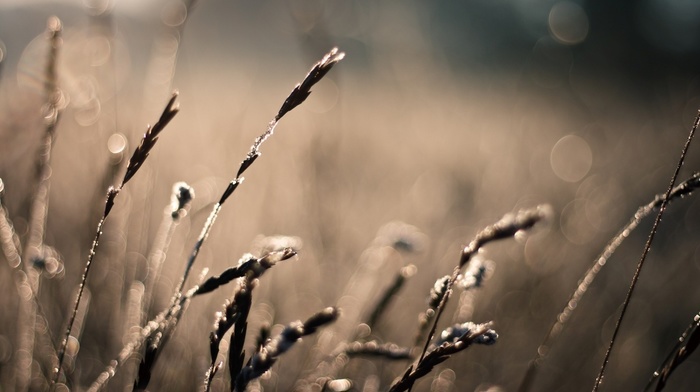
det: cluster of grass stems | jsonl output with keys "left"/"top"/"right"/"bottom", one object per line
{"left": 1, "top": 10, "right": 700, "bottom": 392}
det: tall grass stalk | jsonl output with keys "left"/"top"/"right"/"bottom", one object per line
{"left": 142, "top": 182, "right": 194, "bottom": 315}
{"left": 9, "top": 17, "right": 64, "bottom": 391}
{"left": 233, "top": 307, "right": 340, "bottom": 392}
{"left": 389, "top": 322, "right": 497, "bottom": 392}
{"left": 89, "top": 48, "right": 344, "bottom": 390}
{"left": 203, "top": 249, "right": 296, "bottom": 391}
{"left": 592, "top": 111, "right": 698, "bottom": 391}
{"left": 645, "top": 311, "right": 700, "bottom": 391}
{"left": 54, "top": 93, "right": 179, "bottom": 384}
{"left": 415, "top": 206, "right": 550, "bottom": 371}
{"left": 518, "top": 172, "right": 700, "bottom": 392}
{"left": 173, "top": 47, "right": 345, "bottom": 296}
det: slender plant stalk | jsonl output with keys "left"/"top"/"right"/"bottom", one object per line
{"left": 203, "top": 249, "right": 296, "bottom": 391}
{"left": 91, "top": 268, "right": 213, "bottom": 392}
{"left": 14, "top": 17, "right": 63, "bottom": 392}
{"left": 517, "top": 172, "right": 700, "bottom": 392}
{"left": 53, "top": 93, "right": 179, "bottom": 384}
{"left": 366, "top": 264, "right": 415, "bottom": 332}
{"left": 645, "top": 311, "right": 700, "bottom": 391}
{"left": 415, "top": 206, "right": 549, "bottom": 371}
{"left": 1, "top": 181, "right": 61, "bottom": 390}
{"left": 142, "top": 182, "right": 194, "bottom": 314}
{"left": 90, "top": 48, "right": 344, "bottom": 390}
{"left": 389, "top": 323, "right": 497, "bottom": 392}
{"left": 89, "top": 284, "right": 198, "bottom": 392}
{"left": 93, "top": 249, "right": 295, "bottom": 391}
{"left": 174, "top": 47, "right": 344, "bottom": 296}
{"left": 233, "top": 307, "right": 340, "bottom": 392}
{"left": 414, "top": 275, "right": 450, "bottom": 349}
{"left": 204, "top": 281, "right": 252, "bottom": 392}
{"left": 592, "top": 111, "right": 698, "bottom": 391}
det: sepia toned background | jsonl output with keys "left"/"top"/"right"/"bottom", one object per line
{"left": 2, "top": 1, "right": 700, "bottom": 391}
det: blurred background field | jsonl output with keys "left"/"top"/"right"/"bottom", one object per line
{"left": 2, "top": 1, "right": 700, "bottom": 391}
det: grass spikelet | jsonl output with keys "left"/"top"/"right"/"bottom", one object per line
{"left": 414, "top": 275, "right": 450, "bottom": 348}
{"left": 205, "top": 249, "right": 295, "bottom": 390}
{"left": 195, "top": 248, "right": 297, "bottom": 296}
{"left": 458, "top": 205, "right": 551, "bottom": 268}
{"left": 415, "top": 205, "right": 550, "bottom": 372}
{"left": 275, "top": 47, "right": 345, "bottom": 120}
{"left": 143, "top": 182, "right": 194, "bottom": 314}
{"left": 388, "top": 322, "right": 497, "bottom": 392}
{"left": 177, "top": 48, "right": 343, "bottom": 294}
{"left": 243, "top": 47, "right": 344, "bottom": 172}
{"left": 227, "top": 290, "right": 251, "bottom": 391}
{"left": 120, "top": 92, "right": 179, "bottom": 187}
{"left": 645, "top": 312, "right": 700, "bottom": 391}
{"left": 234, "top": 307, "right": 340, "bottom": 392}
{"left": 205, "top": 281, "right": 252, "bottom": 391}
{"left": 54, "top": 93, "right": 179, "bottom": 384}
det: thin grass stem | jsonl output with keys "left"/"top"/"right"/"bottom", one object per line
{"left": 389, "top": 322, "right": 497, "bottom": 392}
{"left": 415, "top": 206, "right": 549, "bottom": 371}
{"left": 592, "top": 111, "right": 699, "bottom": 391}
{"left": 645, "top": 311, "right": 700, "bottom": 391}
{"left": 173, "top": 48, "right": 343, "bottom": 295}
{"left": 518, "top": 172, "right": 700, "bottom": 392}
{"left": 53, "top": 93, "right": 179, "bottom": 384}
{"left": 14, "top": 17, "right": 63, "bottom": 391}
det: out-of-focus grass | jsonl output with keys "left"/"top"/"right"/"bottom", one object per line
{"left": 2, "top": 1, "right": 700, "bottom": 391}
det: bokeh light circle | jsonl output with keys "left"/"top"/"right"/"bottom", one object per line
{"left": 550, "top": 135, "right": 593, "bottom": 182}
{"left": 549, "top": 1, "right": 589, "bottom": 45}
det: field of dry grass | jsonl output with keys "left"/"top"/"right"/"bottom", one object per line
{"left": 2, "top": 1, "right": 700, "bottom": 391}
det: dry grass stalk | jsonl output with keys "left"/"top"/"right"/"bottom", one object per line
{"left": 1, "top": 183, "right": 60, "bottom": 389}
{"left": 388, "top": 322, "right": 497, "bottom": 392}
{"left": 94, "top": 250, "right": 295, "bottom": 391}
{"left": 233, "top": 307, "right": 340, "bottom": 392}
{"left": 452, "top": 257, "right": 493, "bottom": 324}
{"left": 175, "top": 48, "right": 344, "bottom": 296}
{"left": 518, "top": 172, "right": 700, "bottom": 392}
{"left": 415, "top": 205, "right": 550, "bottom": 372}
{"left": 91, "top": 48, "right": 343, "bottom": 389}
{"left": 414, "top": 276, "right": 450, "bottom": 348}
{"left": 203, "top": 249, "right": 296, "bottom": 391}
{"left": 89, "top": 276, "right": 202, "bottom": 391}
{"left": 10, "top": 17, "right": 64, "bottom": 391}
{"left": 592, "top": 111, "right": 699, "bottom": 392}
{"left": 645, "top": 312, "right": 700, "bottom": 391}
{"left": 54, "top": 93, "right": 179, "bottom": 384}
{"left": 204, "top": 282, "right": 251, "bottom": 391}
{"left": 249, "top": 47, "right": 345, "bottom": 159}
{"left": 142, "top": 182, "right": 194, "bottom": 315}
{"left": 366, "top": 264, "right": 416, "bottom": 331}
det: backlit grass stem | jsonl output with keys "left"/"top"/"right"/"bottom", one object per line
{"left": 592, "top": 111, "right": 698, "bottom": 392}
{"left": 645, "top": 311, "right": 700, "bottom": 391}
{"left": 415, "top": 205, "right": 550, "bottom": 371}
{"left": 54, "top": 93, "right": 179, "bottom": 384}
{"left": 518, "top": 172, "right": 700, "bottom": 392}
{"left": 174, "top": 48, "right": 344, "bottom": 296}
